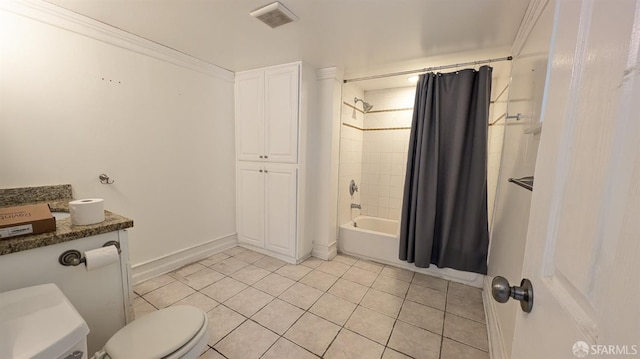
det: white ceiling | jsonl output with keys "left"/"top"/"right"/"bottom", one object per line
{"left": 45, "top": 0, "right": 530, "bottom": 88}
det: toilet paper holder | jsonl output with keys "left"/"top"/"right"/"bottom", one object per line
{"left": 99, "top": 174, "right": 114, "bottom": 184}
{"left": 59, "top": 241, "right": 121, "bottom": 267}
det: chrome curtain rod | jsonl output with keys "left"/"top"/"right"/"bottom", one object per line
{"left": 343, "top": 56, "right": 513, "bottom": 83}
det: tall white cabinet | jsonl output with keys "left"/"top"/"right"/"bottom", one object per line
{"left": 235, "top": 62, "right": 310, "bottom": 263}
{"left": 236, "top": 65, "right": 299, "bottom": 163}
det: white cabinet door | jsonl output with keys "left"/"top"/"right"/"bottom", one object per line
{"left": 264, "top": 65, "right": 299, "bottom": 163}
{"left": 264, "top": 165, "right": 297, "bottom": 256}
{"left": 235, "top": 72, "right": 265, "bottom": 161}
{"left": 237, "top": 163, "right": 265, "bottom": 248}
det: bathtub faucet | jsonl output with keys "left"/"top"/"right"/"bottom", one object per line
{"left": 350, "top": 203, "right": 362, "bottom": 209}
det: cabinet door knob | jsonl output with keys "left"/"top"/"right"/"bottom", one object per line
{"left": 264, "top": 155, "right": 268, "bottom": 159}
{"left": 259, "top": 155, "right": 263, "bottom": 159}
{"left": 265, "top": 170, "right": 269, "bottom": 173}
{"left": 259, "top": 169, "right": 263, "bottom": 173}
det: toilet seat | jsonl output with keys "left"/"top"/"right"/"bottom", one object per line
{"left": 100, "top": 305, "right": 209, "bottom": 359}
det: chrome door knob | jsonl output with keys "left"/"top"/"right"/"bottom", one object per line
{"left": 491, "top": 276, "right": 534, "bottom": 313}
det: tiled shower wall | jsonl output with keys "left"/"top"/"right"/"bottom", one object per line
{"left": 360, "top": 87, "right": 416, "bottom": 220}
{"left": 339, "top": 65, "right": 510, "bottom": 228}
{"left": 338, "top": 84, "right": 364, "bottom": 226}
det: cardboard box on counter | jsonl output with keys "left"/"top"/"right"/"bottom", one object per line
{"left": 0, "top": 204, "right": 56, "bottom": 239}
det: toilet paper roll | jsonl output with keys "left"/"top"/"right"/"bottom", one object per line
{"left": 69, "top": 198, "right": 105, "bottom": 225}
{"left": 84, "top": 245, "right": 119, "bottom": 271}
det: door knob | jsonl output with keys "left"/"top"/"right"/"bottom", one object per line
{"left": 491, "top": 276, "right": 534, "bottom": 313}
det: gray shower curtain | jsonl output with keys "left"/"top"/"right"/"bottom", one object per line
{"left": 399, "top": 66, "right": 491, "bottom": 274}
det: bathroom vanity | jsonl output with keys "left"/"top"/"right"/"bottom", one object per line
{"left": 0, "top": 185, "right": 134, "bottom": 355}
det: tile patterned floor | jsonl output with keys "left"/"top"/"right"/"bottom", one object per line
{"left": 133, "top": 247, "right": 489, "bottom": 359}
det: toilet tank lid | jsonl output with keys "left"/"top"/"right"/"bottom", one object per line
{"left": 104, "top": 305, "right": 205, "bottom": 359}
{"left": 0, "top": 283, "right": 90, "bottom": 359}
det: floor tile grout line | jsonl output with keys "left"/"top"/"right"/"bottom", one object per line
{"left": 438, "top": 286, "right": 449, "bottom": 359}
{"left": 207, "top": 346, "right": 229, "bottom": 359}
{"left": 444, "top": 336, "right": 491, "bottom": 354}
{"left": 443, "top": 311, "right": 487, "bottom": 325}
{"left": 135, "top": 248, "right": 487, "bottom": 359}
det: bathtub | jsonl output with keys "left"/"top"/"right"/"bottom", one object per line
{"left": 338, "top": 216, "right": 483, "bottom": 287}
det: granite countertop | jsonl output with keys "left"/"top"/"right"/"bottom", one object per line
{"left": 0, "top": 185, "right": 134, "bottom": 256}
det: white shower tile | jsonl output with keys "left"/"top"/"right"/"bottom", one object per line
{"left": 391, "top": 175, "right": 404, "bottom": 186}
{"left": 370, "top": 162, "right": 381, "bottom": 174}
{"left": 390, "top": 186, "right": 403, "bottom": 200}
{"left": 392, "top": 152, "right": 405, "bottom": 164}
{"left": 381, "top": 152, "right": 393, "bottom": 164}
{"left": 380, "top": 162, "right": 392, "bottom": 174}
{"left": 390, "top": 197, "right": 402, "bottom": 209}
{"left": 389, "top": 208, "right": 401, "bottom": 220}
{"left": 369, "top": 152, "right": 381, "bottom": 164}
{"left": 392, "top": 140, "right": 406, "bottom": 153}
{"left": 392, "top": 163, "right": 405, "bottom": 174}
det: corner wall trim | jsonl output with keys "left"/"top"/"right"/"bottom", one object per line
{"left": 483, "top": 276, "right": 508, "bottom": 359}
{"left": 311, "top": 240, "right": 337, "bottom": 260}
{"left": 131, "top": 233, "right": 238, "bottom": 284}
{"left": 511, "top": 0, "right": 551, "bottom": 57}
{"left": 1, "top": 0, "right": 234, "bottom": 82}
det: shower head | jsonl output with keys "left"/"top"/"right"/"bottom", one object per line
{"left": 354, "top": 97, "right": 373, "bottom": 113}
{"left": 362, "top": 102, "right": 373, "bottom": 112}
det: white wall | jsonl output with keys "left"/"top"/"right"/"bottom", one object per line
{"left": 0, "top": 3, "right": 236, "bottom": 269}
{"left": 487, "top": 63, "right": 511, "bottom": 228}
{"left": 486, "top": 2, "right": 555, "bottom": 357}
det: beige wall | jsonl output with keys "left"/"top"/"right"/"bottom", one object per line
{"left": 0, "top": 4, "right": 236, "bottom": 267}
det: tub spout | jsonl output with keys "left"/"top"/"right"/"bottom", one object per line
{"left": 351, "top": 203, "right": 362, "bottom": 209}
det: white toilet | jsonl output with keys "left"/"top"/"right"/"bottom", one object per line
{"left": 0, "top": 283, "right": 209, "bottom": 359}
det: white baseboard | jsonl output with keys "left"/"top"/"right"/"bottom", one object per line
{"left": 131, "top": 233, "right": 237, "bottom": 284}
{"left": 483, "top": 276, "right": 508, "bottom": 359}
{"left": 311, "top": 240, "right": 337, "bottom": 260}
{"left": 236, "top": 243, "right": 299, "bottom": 264}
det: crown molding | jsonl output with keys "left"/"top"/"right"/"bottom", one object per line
{"left": 1, "top": 0, "right": 234, "bottom": 82}
{"left": 512, "top": 0, "right": 551, "bottom": 57}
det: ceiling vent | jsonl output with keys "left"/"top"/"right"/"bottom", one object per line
{"left": 250, "top": 2, "right": 298, "bottom": 29}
